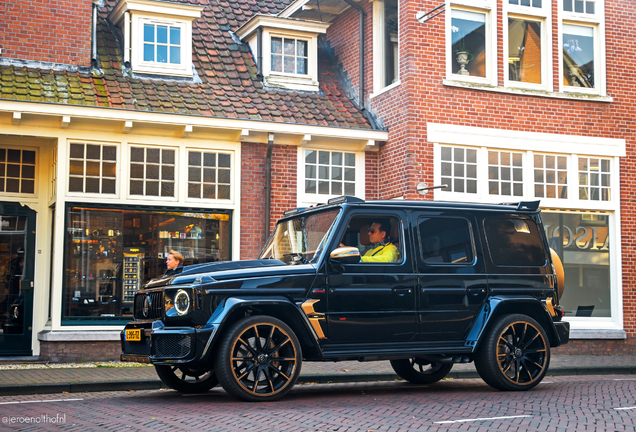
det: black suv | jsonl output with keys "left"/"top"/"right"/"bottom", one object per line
{"left": 121, "top": 197, "right": 569, "bottom": 401}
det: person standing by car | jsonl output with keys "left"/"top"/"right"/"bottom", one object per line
{"left": 164, "top": 250, "right": 184, "bottom": 276}
{"left": 360, "top": 220, "right": 398, "bottom": 262}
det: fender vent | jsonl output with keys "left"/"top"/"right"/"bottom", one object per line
{"left": 153, "top": 334, "right": 192, "bottom": 358}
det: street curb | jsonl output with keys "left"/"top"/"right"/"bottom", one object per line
{"left": 0, "top": 367, "right": 633, "bottom": 397}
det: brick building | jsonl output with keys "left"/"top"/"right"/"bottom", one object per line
{"left": 0, "top": 0, "right": 633, "bottom": 360}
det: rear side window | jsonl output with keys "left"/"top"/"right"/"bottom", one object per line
{"left": 484, "top": 217, "right": 546, "bottom": 267}
{"left": 418, "top": 217, "right": 473, "bottom": 264}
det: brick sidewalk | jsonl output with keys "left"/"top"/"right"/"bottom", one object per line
{"left": 0, "top": 355, "right": 634, "bottom": 390}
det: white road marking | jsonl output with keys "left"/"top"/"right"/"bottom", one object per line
{"left": 435, "top": 415, "right": 532, "bottom": 424}
{"left": 0, "top": 398, "right": 83, "bottom": 405}
{"left": 614, "top": 406, "right": 636, "bottom": 411}
{"left": 613, "top": 379, "right": 636, "bottom": 381}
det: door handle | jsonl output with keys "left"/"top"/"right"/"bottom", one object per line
{"left": 392, "top": 288, "right": 412, "bottom": 295}
{"left": 468, "top": 288, "right": 486, "bottom": 295}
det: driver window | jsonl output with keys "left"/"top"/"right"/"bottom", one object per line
{"left": 339, "top": 215, "right": 402, "bottom": 263}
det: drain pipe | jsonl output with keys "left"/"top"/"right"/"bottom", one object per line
{"left": 264, "top": 133, "right": 274, "bottom": 240}
{"left": 91, "top": 3, "right": 98, "bottom": 64}
{"left": 343, "top": 0, "right": 365, "bottom": 109}
{"left": 257, "top": 27, "right": 263, "bottom": 79}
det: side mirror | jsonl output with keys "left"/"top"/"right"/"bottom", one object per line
{"left": 330, "top": 246, "right": 361, "bottom": 265}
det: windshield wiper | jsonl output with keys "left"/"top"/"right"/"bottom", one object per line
{"left": 283, "top": 253, "right": 309, "bottom": 264}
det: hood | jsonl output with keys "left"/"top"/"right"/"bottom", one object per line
{"left": 143, "top": 259, "right": 294, "bottom": 289}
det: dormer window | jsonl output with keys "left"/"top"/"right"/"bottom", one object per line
{"left": 109, "top": 0, "right": 204, "bottom": 77}
{"left": 236, "top": 16, "right": 330, "bottom": 92}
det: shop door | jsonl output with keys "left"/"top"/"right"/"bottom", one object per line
{"left": 0, "top": 203, "right": 35, "bottom": 356}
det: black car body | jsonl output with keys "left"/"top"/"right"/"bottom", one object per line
{"left": 121, "top": 197, "right": 569, "bottom": 401}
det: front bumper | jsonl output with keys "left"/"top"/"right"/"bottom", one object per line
{"left": 120, "top": 321, "right": 216, "bottom": 365}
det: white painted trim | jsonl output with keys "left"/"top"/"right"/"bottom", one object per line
{"left": 427, "top": 122, "right": 626, "bottom": 157}
{"left": 38, "top": 330, "right": 122, "bottom": 342}
{"left": 110, "top": 0, "right": 205, "bottom": 24}
{"left": 0, "top": 101, "right": 388, "bottom": 142}
{"left": 369, "top": 79, "right": 401, "bottom": 99}
{"left": 261, "top": 29, "right": 320, "bottom": 91}
{"left": 372, "top": 0, "right": 400, "bottom": 94}
{"left": 236, "top": 15, "right": 330, "bottom": 40}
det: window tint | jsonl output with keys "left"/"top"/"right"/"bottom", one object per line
{"left": 484, "top": 217, "right": 546, "bottom": 266}
{"left": 418, "top": 217, "right": 473, "bottom": 264}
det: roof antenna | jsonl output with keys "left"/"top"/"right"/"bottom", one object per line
{"left": 316, "top": 0, "right": 323, "bottom": 22}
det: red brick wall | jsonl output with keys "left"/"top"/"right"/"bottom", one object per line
{"left": 240, "top": 142, "right": 297, "bottom": 260}
{"left": 326, "top": 0, "right": 636, "bottom": 353}
{"left": 0, "top": 0, "right": 93, "bottom": 66}
{"left": 40, "top": 341, "right": 121, "bottom": 363}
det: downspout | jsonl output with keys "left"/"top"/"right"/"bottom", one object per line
{"left": 264, "top": 134, "right": 274, "bottom": 240}
{"left": 257, "top": 27, "right": 263, "bottom": 80}
{"left": 342, "top": 0, "right": 365, "bottom": 110}
{"left": 91, "top": 3, "right": 98, "bottom": 65}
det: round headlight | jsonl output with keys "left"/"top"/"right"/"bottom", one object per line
{"left": 174, "top": 290, "right": 190, "bottom": 316}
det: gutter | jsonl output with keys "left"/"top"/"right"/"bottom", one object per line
{"left": 264, "top": 133, "right": 274, "bottom": 241}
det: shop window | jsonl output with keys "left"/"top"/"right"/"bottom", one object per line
{"left": 0, "top": 148, "right": 36, "bottom": 194}
{"left": 440, "top": 146, "right": 477, "bottom": 194}
{"left": 187, "top": 151, "right": 231, "bottom": 200}
{"left": 62, "top": 205, "right": 231, "bottom": 321}
{"left": 68, "top": 143, "right": 117, "bottom": 195}
{"left": 578, "top": 157, "right": 610, "bottom": 201}
{"left": 543, "top": 212, "right": 610, "bottom": 318}
{"left": 534, "top": 154, "right": 567, "bottom": 199}
{"left": 451, "top": 10, "right": 487, "bottom": 78}
{"left": 488, "top": 150, "right": 523, "bottom": 197}
{"left": 129, "top": 146, "right": 176, "bottom": 198}
{"left": 304, "top": 150, "right": 355, "bottom": 196}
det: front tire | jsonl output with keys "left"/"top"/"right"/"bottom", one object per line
{"left": 390, "top": 358, "right": 453, "bottom": 384}
{"left": 215, "top": 316, "right": 302, "bottom": 402}
{"left": 474, "top": 314, "right": 550, "bottom": 391}
{"left": 155, "top": 364, "right": 218, "bottom": 393}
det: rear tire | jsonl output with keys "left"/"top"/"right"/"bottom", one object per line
{"left": 215, "top": 315, "right": 302, "bottom": 402}
{"left": 155, "top": 364, "right": 218, "bottom": 393}
{"left": 390, "top": 358, "right": 453, "bottom": 384}
{"left": 474, "top": 313, "right": 550, "bottom": 391}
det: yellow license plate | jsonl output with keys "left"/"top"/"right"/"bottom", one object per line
{"left": 125, "top": 329, "right": 141, "bottom": 341}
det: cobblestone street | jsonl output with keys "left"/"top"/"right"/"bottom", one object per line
{"left": 1, "top": 375, "right": 635, "bottom": 431}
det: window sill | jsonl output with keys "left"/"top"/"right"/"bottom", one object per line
{"left": 569, "top": 329, "right": 627, "bottom": 340}
{"left": 265, "top": 75, "right": 320, "bottom": 92}
{"left": 370, "top": 80, "right": 401, "bottom": 99}
{"left": 442, "top": 79, "right": 613, "bottom": 103}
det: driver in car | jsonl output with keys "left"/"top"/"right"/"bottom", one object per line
{"left": 360, "top": 219, "right": 398, "bottom": 262}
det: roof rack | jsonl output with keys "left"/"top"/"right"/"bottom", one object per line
{"left": 327, "top": 195, "right": 366, "bottom": 205}
{"left": 499, "top": 200, "right": 541, "bottom": 211}
{"left": 283, "top": 207, "right": 308, "bottom": 216}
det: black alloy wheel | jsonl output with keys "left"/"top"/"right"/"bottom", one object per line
{"left": 474, "top": 313, "right": 550, "bottom": 391}
{"left": 154, "top": 364, "right": 218, "bottom": 393}
{"left": 215, "top": 316, "right": 302, "bottom": 402}
{"left": 390, "top": 358, "right": 453, "bottom": 384}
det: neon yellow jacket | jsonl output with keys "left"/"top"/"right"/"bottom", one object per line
{"left": 360, "top": 243, "right": 398, "bottom": 262}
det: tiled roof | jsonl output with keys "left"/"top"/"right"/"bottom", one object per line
{"left": 0, "top": 0, "right": 371, "bottom": 130}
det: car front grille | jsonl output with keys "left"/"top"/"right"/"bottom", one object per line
{"left": 153, "top": 334, "right": 192, "bottom": 359}
{"left": 134, "top": 291, "right": 164, "bottom": 320}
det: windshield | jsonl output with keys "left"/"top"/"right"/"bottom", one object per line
{"left": 259, "top": 209, "right": 340, "bottom": 264}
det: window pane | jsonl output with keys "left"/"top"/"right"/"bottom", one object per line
{"left": 70, "top": 160, "right": 84, "bottom": 176}
{"left": 146, "top": 165, "right": 159, "bottom": 180}
{"left": 564, "top": 0, "right": 573, "bottom": 11}
{"left": 562, "top": 25, "right": 595, "bottom": 88}
{"left": 144, "top": 44, "right": 154, "bottom": 62}
{"left": 218, "top": 154, "right": 231, "bottom": 168}
{"left": 284, "top": 39, "right": 295, "bottom": 55}
{"left": 130, "top": 180, "right": 143, "bottom": 195}
{"left": 170, "top": 46, "right": 181, "bottom": 64}
{"left": 218, "top": 185, "right": 231, "bottom": 200}
{"left": 157, "top": 45, "right": 167, "bottom": 63}
{"left": 297, "top": 40, "right": 306, "bottom": 56}
{"left": 144, "top": 24, "right": 154, "bottom": 42}
{"left": 170, "top": 27, "right": 180, "bottom": 45}
{"left": 344, "top": 153, "right": 355, "bottom": 166}
{"left": 22, "top": 165, "right": 35, "bottom": 179}
{"left": 271, "top": 37, "right": 282, "bottom": 54}
{"left": 188, "top": 183, "right": 201, "bottom": 198}
{"left": 509, "top": 19, "right": 542, "bottom": 84}
{"left": 162, "top": 165, "right": 174, "bottom": 181}
{"left": 102, "top": 162, "right": 116, "bottom": 178}
{"left": 86, "top": 178, "right": 100, "bottom": 193}
{"left": 271, "top": 55, "right": 282, "bottom": 72}
{"left": 203, "top": 184, "right": 216, "bottom": 199}
{"left": 418, "top": 217, "right": 473, "bottom": 264}
{"left": 86, "top": 161, "right": 100, "bottom": 177}
{"left": 305, "top": 150, "right": 316, "bottom": 164}
{"left": 131, "top": 147, "right": 145, "bottom": 163}
{"left": 203, "top": 168, "right": 215, "bottom": 183}
{"left": 86, "top": 145, "right": 100, "bottom": 160}
{"left": 189, "top": 152, "right": 201, "bottom": 166}
{"left": 146, "top": 148, "right": 159, "bottom": 164}
{"left": 69, "top": 177, "right": 83, "bottom": 192}
{"left": 284, "top": 56, "right": 295, "bottom": 73}
{"left": 103, "top": 146, "right": 116, "bottom": 161}
{"left": 70, "top": 143, "right": 84, "bottom": 159}
{"left": 305, "top": 180, "right": 316, "bottom": 194}
{"left": 22, "top": 151, "right": 35, "bottom": 164}
{"left": 543, "top": 212, "right": 610, "bottom": 317}
{"left": 146, "top": 181, "right": 159, "bottom": 196}
{"left": 162, "top": 149, "right": 175, "bottom": 164}
{"left": 157, "top": 26, "right": 168, "bottom": 44}
{"left": 189, "top": 167, "right": 201, "bottom": 182}
{"left": 451, "top": 10, "right": 486, "bottom": 77}
{"left": 298, "top": 58, "right": 307, "bottom": 74}
{"left": 485, "top": 218, "right": 545, "bottom": 266}
{"left": 218, "top": 169, "right": 231, "bottom": 184}
{"left": 161, "top": 182, "right": 174, "bottom": 197}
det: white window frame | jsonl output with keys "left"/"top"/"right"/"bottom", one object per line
{"left": 503, "top": 0, "right": 552, "bottom": 91}
{"left": 126, "top": 144, "right": 179, "bottom": 202}
{"left": 297, "top": 147, "right": 365, "bottom": 207}
{"left": 429, "top": 122, "right": 625, "bottom": 332}
{"left": 183, "top": 148, "right": 234, "bottom": 204}
{"left": 532, "top": 152, "right": 569, "bottom": 201}
{"left": 371, "top": 0, "right": 400, "bottom": 97}
{"left": 559, "top": 0, "right": 606, "bottom": 95}
{"left": 131, "top": 15, "right": 193, "bottom": 77}
{"left": 445, "top": 0, "right": 497, "bottom": 86}
{"left": 66, "top": 141, "right": 120, "bottom": 199}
